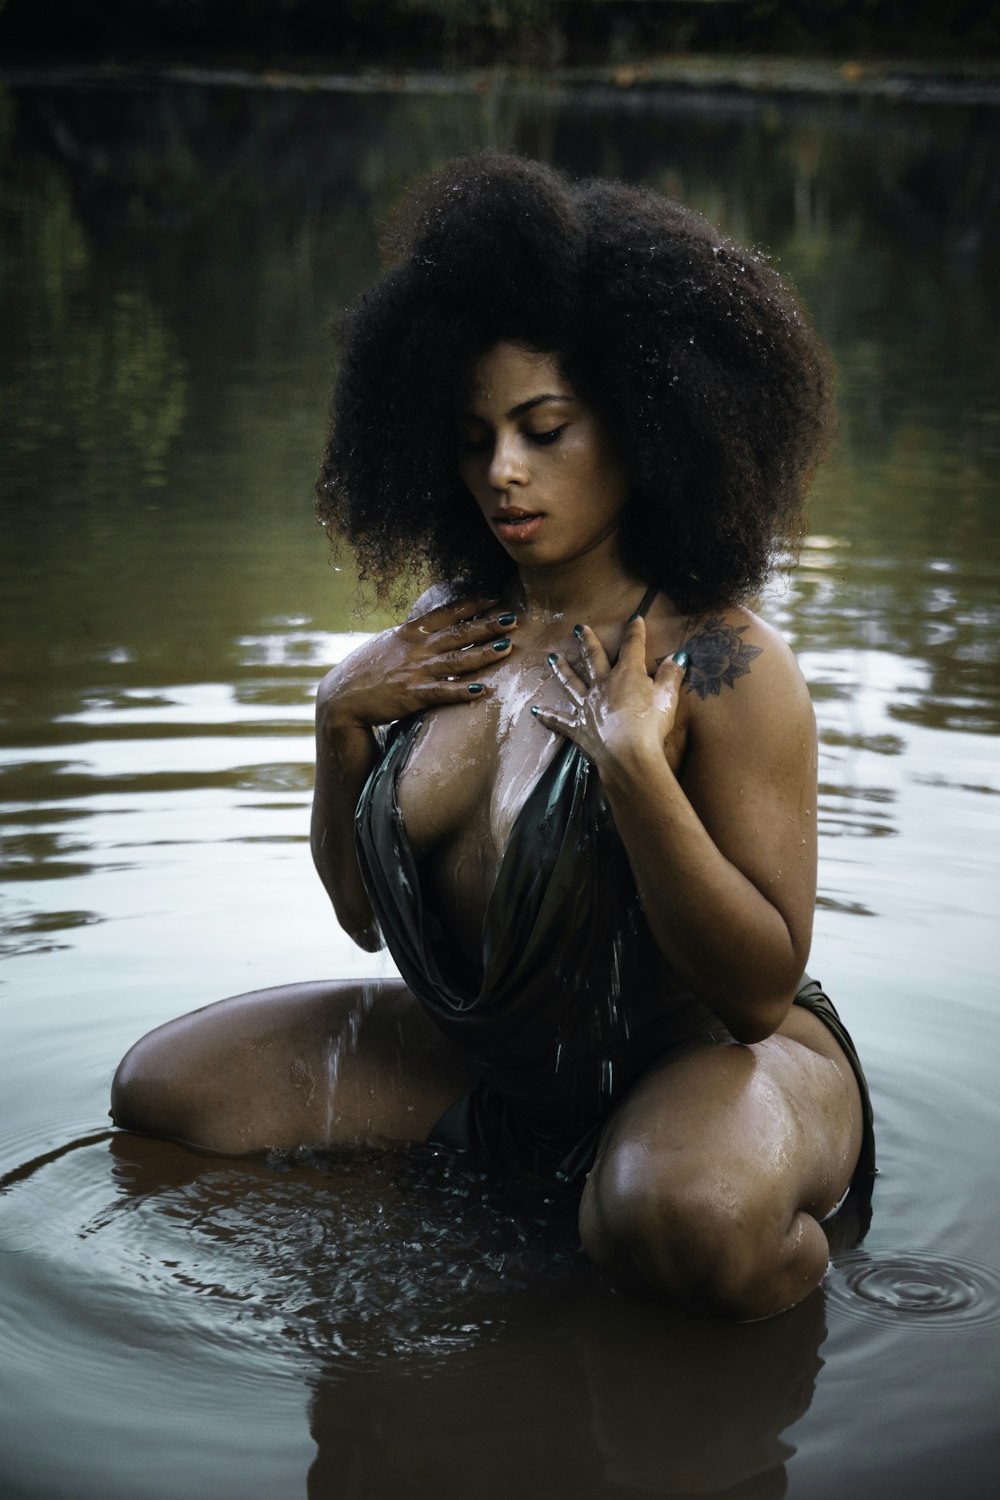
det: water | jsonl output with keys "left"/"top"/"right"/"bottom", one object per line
{"left": 2, "top": 74, "right": 999, "bottom": 1498}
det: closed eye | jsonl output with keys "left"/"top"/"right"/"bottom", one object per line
{"left": 527, "top": 426, "right": 566, "bottom": 446}
{"left": 458, "top": 432, "right": 492, "bottom": 453}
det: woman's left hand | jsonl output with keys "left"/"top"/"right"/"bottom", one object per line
{"left": 532, "top": 615, "right": 688, "bottom": 776}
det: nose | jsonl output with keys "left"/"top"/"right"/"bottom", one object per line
{"left": 488, "top": 431, "right": 527, "bottom": 491}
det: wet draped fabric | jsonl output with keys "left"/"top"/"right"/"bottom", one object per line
{"left": 358, "top": 723, "right": 715, "bottom": 1171}
{"left": 355, "top": 715, "right": 876, "bottom": 1185}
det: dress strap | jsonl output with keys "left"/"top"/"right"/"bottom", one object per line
{"left": 631, "top": 585, "right": 659, "bottom": 620}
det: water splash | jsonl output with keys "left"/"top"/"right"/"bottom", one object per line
{"left": 324, "top": 983, "right": 377, "bottom": 1142}
{"left": 0, "top": 1136, "right": 595, "bottom": 1377}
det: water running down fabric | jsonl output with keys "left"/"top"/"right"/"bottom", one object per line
{"left": 354, "top": 595, "right": 876, "bottom": 1187}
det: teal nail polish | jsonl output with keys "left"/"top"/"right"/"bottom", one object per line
{"left": 468, "top": 683, "right": 485, "bottom": 695}
{"left": 497, "top": 613, "right": 517, "bottom": 628}
{"left": 530, "top": 705, "right": 540, "bottom": 717}
{"left": 573, "top": 624, "right": 584, "bottom": 639}
{"left": 672, "top": 650, "right": 689, "bottom": 670}
{"left": 547, "top": 652, "right": 558, "bottom": 666}
{"left": 492, "top": 638, "right": 511, "bottom": 652}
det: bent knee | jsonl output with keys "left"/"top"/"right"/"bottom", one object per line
{"left": 111, "top": 1029, "right": 174, "bottom": 1132}
{"left": 110, "top": 1023, "right": 215, "bottom": 1148}
{"left": 580, "top": 1144, "right": 802, "bottom": 1319}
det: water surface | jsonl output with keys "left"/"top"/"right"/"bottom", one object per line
{"left": 1, "top": 75, "right": 999, "bottom": 1499}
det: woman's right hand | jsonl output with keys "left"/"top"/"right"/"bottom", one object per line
{"left": 318, "top": 593, "right": 516, "bottom": 734}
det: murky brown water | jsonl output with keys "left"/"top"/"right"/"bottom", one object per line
{"left": 1, "top": 75, "right": 999, "bottom": 1499}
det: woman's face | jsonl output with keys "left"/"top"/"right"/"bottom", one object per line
{"left": 457, "top": 343, "right": 630, "bottom": 570}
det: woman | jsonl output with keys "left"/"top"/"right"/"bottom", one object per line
{"left": 112, "top": 154, "right": 874, "bottom": 1320}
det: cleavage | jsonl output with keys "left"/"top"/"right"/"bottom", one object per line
{"left": 396, "top": 655, "right": 562, "bottom": 863}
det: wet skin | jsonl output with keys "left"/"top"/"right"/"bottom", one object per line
{"left": 112, "top": 342, "right": 864, "bottom": 1320}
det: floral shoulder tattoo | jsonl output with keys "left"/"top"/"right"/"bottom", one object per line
{"left": 672, "top": 616, "right": 764, "bottom": 701}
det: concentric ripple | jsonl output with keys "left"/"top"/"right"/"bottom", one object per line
{"left": 0, "top": 1134, "right": 596, "bottom": 1379}
{"left": 827, "top": 1249, "right": 1000, "bottom": 1328}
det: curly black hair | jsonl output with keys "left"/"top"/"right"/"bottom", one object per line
{"left": 317, "top": 153, "right": 834, "bottom": 615}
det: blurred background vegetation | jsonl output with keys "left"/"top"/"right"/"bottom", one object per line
{"left": 1, "top": 3, "right": 998, "bottom": 714}
{"left": 2, "top": 70, "right": 997, "bottom": 695}
{"left": 1, "top": 0, "right": 998, "bottom": 69}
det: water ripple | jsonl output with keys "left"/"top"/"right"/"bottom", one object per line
{"left": 827, "top": 1250, "right": 1000, "bottom": 1328}
{"left": 0, "top": 1135, "right": 596, "bottom": 1379}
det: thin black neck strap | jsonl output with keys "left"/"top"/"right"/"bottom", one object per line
{"left": 632, "top": 584, "right": 659, "bottom": 620}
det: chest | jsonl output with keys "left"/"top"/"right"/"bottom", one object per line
{"left": 395, "top": 651, "right": 564, "bottom": 861}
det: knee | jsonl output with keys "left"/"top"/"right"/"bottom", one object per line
{"left": 110, "top": 1030, "right": 162, "bottom": 1130}
{"left": 580, "top": 1144, "right": 794, "bottom": 1320}
{"left": 110, "top": 1024, "right": 200, "bottom": 1145}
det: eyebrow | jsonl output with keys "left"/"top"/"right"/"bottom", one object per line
{"left": 460, "top": 394, "right": 575, "bottom": 422}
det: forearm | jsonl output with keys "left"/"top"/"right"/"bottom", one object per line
{"left": 601, "top": 750, "right": 806, "bottom": 1041}
{"left": 311, "top": 714, "right": 382, "bottom": 951}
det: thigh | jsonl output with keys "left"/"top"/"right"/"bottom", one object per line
{"left": 111, "top": 979, "right": 480, "bottom": 1155}
{"left": 586, "top": 1010, "right": 865, "bottom": 1228}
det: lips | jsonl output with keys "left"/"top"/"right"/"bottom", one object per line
{"left": 492, "top": 507, "right": 544, "bottom": 543}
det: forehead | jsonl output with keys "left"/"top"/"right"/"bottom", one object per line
{"left": 462, "top": 342, "right": 572, "bottom": 410}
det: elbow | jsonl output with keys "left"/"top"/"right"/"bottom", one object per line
{"left": 727, "top": 1012, "right": 783, "bottom": 1046}
{"left": 347, "top": 920, "right": 384, "bottom": 953}
{"left": 331, "top": 890, "right": 383, "bottom": 951}
{"left": 712, "top": 979, "right": 799, "bottom": 1046}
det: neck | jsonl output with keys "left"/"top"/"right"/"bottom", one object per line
{"left": 510, "top": 534, "right": 648, "bottom": 625}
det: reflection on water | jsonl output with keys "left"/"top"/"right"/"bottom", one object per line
{"left": 1, "top": 72, "right": 999, "bottom": 1500}
{"left": 306, "top": 1291, "right": 828, "bottom": 1500}
{"left": 0, "top": 1129, "right": 826, "bottom": 1500}
{"left": 1, "top": 1134, "right": 590, "bottom": 1368}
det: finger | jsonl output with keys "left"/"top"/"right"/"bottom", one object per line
{"left": 428, "top": 637, "right": 513, "bottom": 677}
{"left": 648, "top": 650, "right": 688, "bottom": 724}
{"left": 529, "top": 703, "right": 578, "bottom": 737}
{"left": 546, "top": 650, "right": 586, "bottom": 705}
{"left": 572, "top": 623, "right": 611, "bottom": 684}
{"left": 405, "top": 605, "right": 516, "bottom": 658}
{"left": 412, "top": 593, "right": 502, "bottom": 633}
{"left": 616, "top": 612, "right": 649, "bottom": 670}
{"left": 413, "top": 678, "right": 493, "bottom": 706}
{"left": 652, "top": 647, "right": 689, "bottom": 687}
{"left": 438, "top": 609, "right": 519, "bottom": 650}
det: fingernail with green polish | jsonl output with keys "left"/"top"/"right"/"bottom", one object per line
{"left": 530, "top": 705, "right": 540, "bottom": 717}
{"left": 497, "top": 613, "right": 517, "bottom": 628}
{"left": 672, "top": 650, "right": 689, "bottom": 670}
{"left": 547, "top": 652, "right": 559, "bottom": 666}
{"left": 573, "top": 624, "right": 584, "bottom": 639}
{"left": 492, "top": 638, "right": 511, "bottom": 652}
{"left": 468, "top": 683, "right": 485, "bottom": 695}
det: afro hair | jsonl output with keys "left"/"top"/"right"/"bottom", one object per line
{"left": 317, "top": 153, "right": 834, "bottom": 615}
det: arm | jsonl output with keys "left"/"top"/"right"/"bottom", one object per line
{"left": 310, "top": 591, "right": 515, "bottom": 949}
{"left": 311, "top": 705, "right": 383, "bottom": 950}
{"left": 534, "top": 612, "right": 816, "bottom": 1042}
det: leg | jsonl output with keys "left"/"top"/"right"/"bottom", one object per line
{"left": 110, "top": 979, "right": 479, "bottom": 1155}
{"left": 578, "top": 1009, "right": 864, "bottom": 1320}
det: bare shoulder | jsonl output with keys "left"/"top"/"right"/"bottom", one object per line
{"left": 681, "top": 607, "right": 808, "bottom": 708}
{"left": 678, "top": 609, "right": 817, "bottom": 909}
{"left": 406, "top": 580, "right": 467, "bottom": 621}
{"left": 679, "top": 607, "right": 815, "bottom": 776}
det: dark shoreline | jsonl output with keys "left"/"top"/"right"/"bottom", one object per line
{"left": 3, "top": 55, "right": 1000, "bottom": 107}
